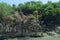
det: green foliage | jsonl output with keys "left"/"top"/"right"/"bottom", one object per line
{"left": 17, "top": 4, "right": 24, "bottom": 11}
{"left": 0, "top": 3, "right": 14, "bottom": 17}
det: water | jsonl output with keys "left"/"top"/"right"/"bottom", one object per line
{"left": 4, "top": 36, "right": 60, "bottom": 40}
{"left": 4, "top": 33, "right": 60, "bottom": 40}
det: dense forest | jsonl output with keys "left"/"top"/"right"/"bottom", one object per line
{"left": 0, "top": 1, "right": 60, "bottom": 38}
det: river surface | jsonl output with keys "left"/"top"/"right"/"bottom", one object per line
{"left": 4, "top": 35, "right": 60, "bottom": 40}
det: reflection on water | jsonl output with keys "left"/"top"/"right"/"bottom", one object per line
{"left": 4, "top": 37, "right": 30, "bottom": 40}
{"left": 4, "top": 35, "right": 60, "bottom": 40}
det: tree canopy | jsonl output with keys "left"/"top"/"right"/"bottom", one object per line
{"left": 0, "top": 3, "right": 14, "bottom": 17}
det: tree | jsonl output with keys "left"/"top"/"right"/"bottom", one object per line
{"left": 0, "top": 3, "right": 14, "bottom": 17}
{"left": 12, "top": 4, "right": 17, "bottom": 11}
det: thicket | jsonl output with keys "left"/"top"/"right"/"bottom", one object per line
{"left": 0, "top": 1, "right": 60, "bottom": 36}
